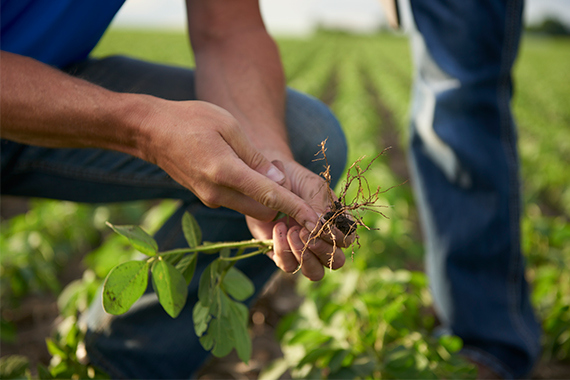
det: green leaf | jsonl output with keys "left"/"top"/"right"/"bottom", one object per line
{"left": 297, "top": 347, "right": 332, "bottom": 369}
{"left": 152, "top": 259, "right": 188, "bottom": 318}
{"left": 0, "top": 355, "right": 30, "bottom": 379}
{"left": 328, "top": 349, "right": 351, "bottom": 373}
{"left": 439, "top": 335, "right": 463, "bottom": 354}
{"left": 198, "top": 260, "right": 222, "bottom": 307}
{"left": 106, "top": 223, "right": 158, "bottom": 256}
{"left": 222, "top": 267, "right": 255, "bottom": 301}
{"left": 198, "top": 263, "right": 213, "bottom": 306}
{"left": 45, "top": 338, "right": 67, "bottom": 358}
{"left": 176, "top": 253, "right": 198, "bottom": 285}
{"left": 210, "top": 318, "right": 234, "bottom": 358}
{"left": 199, "top": 329, "right": 215, "bottom": 351}
{"left": 227, "top": 297, "right": 252, "bottom": 362}
{"left": 182, "top": 212, "right": 202, "bottom": 248}
{"left": 103, "top": 261, "right": 149, "bottom": 315}
{"left": 193, "top": 301, "right": 212, "bottom": 337}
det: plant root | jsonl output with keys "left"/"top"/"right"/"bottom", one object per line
{"left": 295, "top": 140, "right": 403, "bottom": 273}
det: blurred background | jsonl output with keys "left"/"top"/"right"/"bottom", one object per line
{"left": 111, "top": 0, "right": 570, "bottom": 35}
{"left": 1, "top": 1, "right": 569, "bottom": 379}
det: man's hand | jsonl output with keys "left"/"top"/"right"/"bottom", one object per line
{"left": 0, "top": 52, "right": 322, "bottom": 231}
{"left": 186, "top": 0, "right": 350, "bottom": 280}
{"left": 246, "top": 160, "right": 351, "bottom": 281}
{"left": 137, "top": 98, "right": 321, "bottom": 229}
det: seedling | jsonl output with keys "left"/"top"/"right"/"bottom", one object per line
{"left": 101, "top": 141, "right": 394, "bottom": 362}
{"left": 298, "top": 140, "right": 396, "bottom": 269}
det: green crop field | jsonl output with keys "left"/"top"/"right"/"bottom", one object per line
{"left": 1, "top": 29, "right": 568, "bottom": 379}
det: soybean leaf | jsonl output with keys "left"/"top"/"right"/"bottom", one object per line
{"left": 106, "top": 223, "right": 158, "bottom": 256}
{"left": 222, "top": 267, "right": 254, "bottom": 301}
{"left": 182, "top": 212, "right": 202, "bottom": 248}
{"left": 210, "top": 297, "right": 234, "bottom": 357}
{"left": 199, "top": 328, "right": 214, "bottom": 351}
{"left": 227, "top": 297, "right": 252, "bottom": 363}
{"left": 164, "top": 253, "right": 184, "bottom": 266}
{"left": 103, "top": 260, "right": 149, "bottom": 315}
{"left": 207, "top": 319, "right": 234, "bottom": 357}
{"left": 219, "top": 247, "right": 231, "bottom": 258}
{"left": 176, "top": 253, "right": 198, "bottom": 285}
{"left": 151, "top": 260, "right": 188, "bottom": 318}
{"left": 198, "top": 263, "right": 213, "bottom": 306}
{"left": 193, "top": 301, "right": 212, "bottom": 337}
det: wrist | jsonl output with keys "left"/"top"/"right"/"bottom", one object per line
{"left": 110, "top": 92, "right": 159, "bottom": 163}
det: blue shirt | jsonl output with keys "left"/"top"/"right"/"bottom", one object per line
{"left": 1, "top": 0, "right": 125, "bottom": 67}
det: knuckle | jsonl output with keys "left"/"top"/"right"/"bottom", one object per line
{"left": 207, "top": 162, "right": 228, "bottom": 187}
{"left": 257, "top": 188, "right": 280, "bottom": 210}
{"left": 199, "top": 188, "right": 222, "bottom": 208}
{"left": 249, "top": 150, "right": 269, "bottom": 171}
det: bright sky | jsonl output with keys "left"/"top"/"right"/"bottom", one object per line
{"left": 110, "top": 0, "right": 570, "bottom": 35}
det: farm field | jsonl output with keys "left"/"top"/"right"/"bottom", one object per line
{"left": 1, "top": 29, "right": 569, "bottom": 379}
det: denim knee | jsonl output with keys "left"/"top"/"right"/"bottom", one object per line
{"left": 285, "top": 88, "right": 347, "bottom": 188}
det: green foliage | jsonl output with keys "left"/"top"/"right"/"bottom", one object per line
{"left": 104, "top": 223, "right": 158, "bottom": 256}
{"left": 101, "top": 212, "right": 271, "bottom": 361}
{"left": 0, "top": 201, "right": 101, "bottom": 306}
{"left": 151, "top": 259, "right": 188, "bottom": 318}
{"left": 194, "top": 260, "right": 254, "bottom": 362}
{"left": 261, "top": 268, "right": 476, "bottom": 379}
{"left": 1, "top": 30, "right": 569, "bottom": 379}
{"left": 103, "top": 260, "right": 151, "bottom": 315}
{"left": 0, "top": 355, "right": 31, "bottom": 379}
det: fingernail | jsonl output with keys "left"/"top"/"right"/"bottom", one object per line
{"left": 290, "top": 228, "right": 305, "bottom": 250}
{"left": 266, "top": 165, "right": 285, "bottom": 184}
{"left": 305, "top": 221, "right": 317, "bottom": 233}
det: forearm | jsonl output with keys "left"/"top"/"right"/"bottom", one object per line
{"left": 0, "top": 51, "right": 150, "bottom": 158}
{"left": 187, "top": 0, "right": 292, "bottom": 160}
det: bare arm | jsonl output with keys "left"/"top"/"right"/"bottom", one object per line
{"left": 187, "top": 0, "right": 348, "bottom": 280}
{"left": 0, "top": 51, "right": 318, "bottom": 225}
{"left": 187, "top": 0, "right": 291, "bottom": 160}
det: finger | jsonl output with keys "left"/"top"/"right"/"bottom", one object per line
{"left": 300, "top": 229, "right": 345, "bottom": 270}
{"left": 219, "top": 126, "right": 320, "bottom": 228}
{"left": 271, "top": 159, "right": 292, "bottom": 191}
{"left": 191, "top": 177, "right": 278, "bottom": 221}
{"left": 218, "top": 156, "right": 320, "bottom": 226}
{"left": 313, "top": 218, "right": 356, "bottom": 248}
{"left": 288, "top": 227, "right": 324, "bottom": 281}
{"left": 220, "top": 124, "right": 286, "bottom": 185}
{"left": 270, "top": 222, "right": 299, "bottom": 273}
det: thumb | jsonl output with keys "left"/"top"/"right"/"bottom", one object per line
{"left": 220, "top": 128, "right": 319, "bottom": 227}
{"left": 270, "top": 159, "right": 292, "bottom": 190}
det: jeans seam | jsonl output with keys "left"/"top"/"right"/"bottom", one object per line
{"left": 499, "top": 0, "right": 538, "bottom": 363}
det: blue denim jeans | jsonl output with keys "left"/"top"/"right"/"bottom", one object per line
{"left": 408, "top": 0, "right": 541, "bottom": 378}
{"left": 0, "top": 56, "right": 347, "bottom": 379}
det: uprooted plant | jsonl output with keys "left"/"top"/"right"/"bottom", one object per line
{"left": 298, "top": 140, "right": 395, "bottom": 270}
{"left": 101, "top": 141, "right": 394, "bottom": 363}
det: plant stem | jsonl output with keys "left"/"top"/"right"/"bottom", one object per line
{"left": 160, "top": 239, "right": 273, "bottom": 256}
{"left": 219, "top": 249, "right": 267, "bottom": 262}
